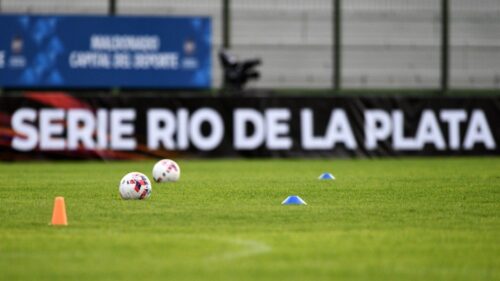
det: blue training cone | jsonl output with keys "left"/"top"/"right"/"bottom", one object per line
{"left": 282, "top": 195, "right": 307, "bottom": 205}
{"left": 318, "top": 172, "right": 335, "bottom": 180}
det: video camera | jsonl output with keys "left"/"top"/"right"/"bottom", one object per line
{"left": 219, "top": 49, "right": 261, "bottom": 92}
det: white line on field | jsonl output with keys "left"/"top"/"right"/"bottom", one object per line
{"left": 205, "top": 238, "right": 271, "bottom": 263}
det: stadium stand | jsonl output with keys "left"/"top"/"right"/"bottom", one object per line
{"left": 1, "top": 0, "right": 499, "bottom": 89}
{"left": 451, "top": 0, "right": 500, "bottom": 88}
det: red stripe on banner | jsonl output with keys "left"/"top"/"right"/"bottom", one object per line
{"left": 0, "top": 127, "right": 16, "bottom": 137}
{"left": 24, "top": 92, "right": 91, "bottom": 109}
{"left": 0, "top": 140, "right": 11, "bottom": 147}
{"left": 0, "top": 112, "right": 11, "bottom": 125}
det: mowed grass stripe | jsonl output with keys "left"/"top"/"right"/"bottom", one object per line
{"left": 0, "top": 158, "right": 498, "bottom": 281}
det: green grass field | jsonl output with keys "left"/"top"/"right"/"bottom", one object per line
{"left": 0, "top": 158, "right": 499, "bottom": 281}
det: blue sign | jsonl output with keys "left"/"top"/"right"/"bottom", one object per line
{"left": 0, "top": 14, "right": 211, "bottom": 88}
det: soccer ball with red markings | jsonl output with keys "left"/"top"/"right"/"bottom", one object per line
{"left": 152, "top": 159, "right": 181, "bottom": 183}
{"left": 119, "top": 172, "right": 152, "bottom": 200}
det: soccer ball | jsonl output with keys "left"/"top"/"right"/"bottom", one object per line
{"left": 152, "top": 159, "right": 181, "bottom": 183}
{"left": 119, "top": 172, "right": 152, "bottom": 200}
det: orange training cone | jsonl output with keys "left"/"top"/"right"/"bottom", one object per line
{"left": 51, "top": 196, "right": 68, "bottom": 226}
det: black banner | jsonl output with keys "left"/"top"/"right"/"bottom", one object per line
{"left": 1, "top": 93, "right": 499, "bottom": 159}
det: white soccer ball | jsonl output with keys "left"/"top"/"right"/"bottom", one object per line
{"left": 119, "top": 172, "right": 152, "bottom": 200}
{"left": 152, "top": 159, "right": 181, "bottom": 183}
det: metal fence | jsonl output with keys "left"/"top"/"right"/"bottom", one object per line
{"left": 1, "top": 0, "right": 499, "bottom": 91}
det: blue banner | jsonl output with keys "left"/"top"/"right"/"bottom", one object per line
{"left": 0, "top": 14, "right": 211, "bottom": 88}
